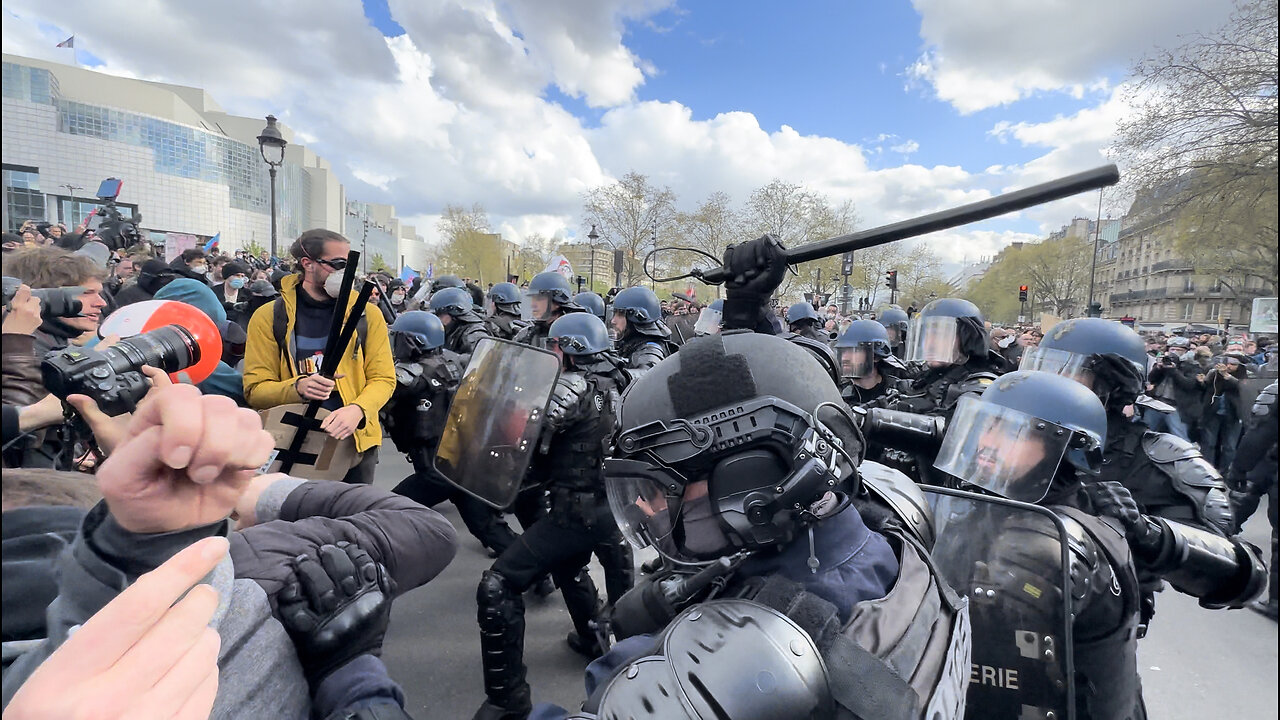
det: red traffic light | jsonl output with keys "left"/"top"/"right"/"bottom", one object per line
{"left": 1019, "top": 285, "right": 1028, "bottom": 292}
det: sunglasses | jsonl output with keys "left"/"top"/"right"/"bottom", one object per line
{"left": 311, "top": 257, "right": 348, "bottom": 271}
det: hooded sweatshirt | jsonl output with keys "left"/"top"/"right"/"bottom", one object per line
{"left": 149, "top": 279, "right": 246, "bottom": 404}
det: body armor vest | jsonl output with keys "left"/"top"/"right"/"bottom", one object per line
{"left": 534, "top": 371, "right": 620, "bottom": 497}
{"left": 485, "top": 312, "right": 527, "bottom": 340}
{"left": 616, "top": 333, "right": 670, "bottom": 370}
{"left": 386, "top": 350, "right": 464, "bottom": 452}
{"left": 444, "top": 319, "right": 489, "bottom": 355}
{"left": 1102, "top": 419, "right": 1232, "bottom": 535}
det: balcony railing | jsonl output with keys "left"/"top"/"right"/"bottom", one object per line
{"left": 1151, "top": 260, "right": 1193, "bottom": 272}
{"left": 1109, "top": 288, "right": 1169, "bottom": 303}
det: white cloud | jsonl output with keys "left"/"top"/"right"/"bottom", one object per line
{"left": 907, "top": 0, "right": 1235, "bottom": 113}
{"left": 890, "top": 140, "right": 920, "bottom": 154}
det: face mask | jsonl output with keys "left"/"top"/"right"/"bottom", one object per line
{"left": 228, "top": 276, "right": 247, "bottom": 290}
{"left": 192, "top": 265, "right": 208, "bottom": 276}
{"left": 323, "top": 270, "right": 345, "bottom": 299}
{"left": 391, "top": 292, "right": 406, "bottom": 305}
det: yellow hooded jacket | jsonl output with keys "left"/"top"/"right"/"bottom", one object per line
{"left": 243, "top": 273, "right": 395, "bottom": 454}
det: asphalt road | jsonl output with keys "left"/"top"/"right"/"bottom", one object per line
{"left": 372, "top": 452, "right": 1279, "bottom": 719}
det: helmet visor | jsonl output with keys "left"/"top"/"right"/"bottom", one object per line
{"left": 906, "top": 316, "right": 962, "bottom": 364}
{"left": 693, "top": 307, "right": 723, "bottom": 336}
{"left": 523, "top": 291, "right": 553, "bottom": 321}
{"left": 933, "top": 395, "right": 1071, "bottom": 503}
{"left": 605, "top": 460, "right": 721, "bottom": 566}
{"left": 884, "top": 324, "right": 904, "bottom": 346}
{"left": 1019, "top": 346, "right": 1094, "bottom": 389}
{"left": 836, "top": 344, "right": 876, "bottom": 379}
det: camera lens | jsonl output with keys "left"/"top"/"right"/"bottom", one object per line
{"left": 103, "top": 325, "right": 200, "bottom": 376}
{"left": 31, "top": 287, "right": 84, "bottom": 319}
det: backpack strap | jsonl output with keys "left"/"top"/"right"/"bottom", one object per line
{"left": 272, "top": 295, "right": 370, "bottom": 372}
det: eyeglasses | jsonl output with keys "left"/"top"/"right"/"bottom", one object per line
{"left": 311, "top": 257, "right": 348, "bottom": 271}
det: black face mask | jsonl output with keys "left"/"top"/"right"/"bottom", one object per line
{"left": 139, "top": 271, "right": 176, "bottom": 295}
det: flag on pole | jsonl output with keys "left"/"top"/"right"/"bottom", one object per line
{"left": 426, "top": 263, "right": 434, "bottom": 280}
{"left": 399, "top": 266, "right": 419, "bottom": 282}
{"left": 543, "top": 255, "right": 574, "bottom": 281}
{"left": 202, "top": 233, "right": 220, "bottom": 253}
{"left": 56, "top": 35, "right": 75, "bottom": 48}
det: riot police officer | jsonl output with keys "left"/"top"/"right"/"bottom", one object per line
{"left": 835, "top": 318, "right": 903, "bottom": 407}
{"left": 538, "top": 330, "right": 969, "bottom": 720}
{"left": 573, "top": 292, "right": 606, "bottom": 323}
{"left": 609, "top": 286, "right": 675, "bottom": 371}
{"left": 784, "top": 301, "right": 829, "bottom": 341}
{"left": 430, "top": 286, "right": 491, "bottom": 356}
{"left": 513, "top": 272, "right": 585, "bottom": 349}
{"left": 1228, "top": 381, "right": 1278, "bottom": 620}
{"left": 931, "top": 370, "right": 1265, "bottom": 719}
{"left": 486, "top": 282, "right": 529, "bottom": 340}
{"left": 1021, "top": 317, "right": 1242, "bottom": 632}
{"left": 383, "top": 311, "right": 518, "bottom": 557}
{"left": 473, "top": 313, "right": 633, "bottom": 720}
{"left": 877, "top": 305, "right": 909, "bottom": 358}
{"left": 692, "top": 297, "right": 723, "bottom": 336}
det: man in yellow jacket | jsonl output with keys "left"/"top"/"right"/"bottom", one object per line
{"left": 243, "top": 229, "right": 395, "bottom": 484}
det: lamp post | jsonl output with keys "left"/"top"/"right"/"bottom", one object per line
{"left": 587, "top": 224, "right": 599, "bottom": 291}
{"left": 256, "top": 115, "right": 287, "bottom": 259}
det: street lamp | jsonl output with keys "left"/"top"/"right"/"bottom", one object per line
{"left": 587, "top": 224, "right": 599, "bottom": 291}
{"left": 256, "top": 115, "right": 288, "bottom": 259}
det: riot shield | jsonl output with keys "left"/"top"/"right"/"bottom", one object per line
{"left": 922, "top": 486, "right": 1075, "bottom": 720}
{"left": 434, "top": 337, "right": 560, "bottom": 509}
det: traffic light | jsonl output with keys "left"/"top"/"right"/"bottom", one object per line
{"left": 841, "top": 252, "right": 854, "bottom": 276}
{"left": 1018, "top": 285, "right": 1028, "bottom": 303}
{"left": 885, "top": 270, "right": 898, "bottom": 291}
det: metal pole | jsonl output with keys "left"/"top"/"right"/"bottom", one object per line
{"left": 589, "top": 244, "right": 595, "bottom": 290}
{"left": 268, "top": 165, "right": 278, "bottom": 259}
{"left": 1087, "top": 187, "right": 1103, "bottom": 311}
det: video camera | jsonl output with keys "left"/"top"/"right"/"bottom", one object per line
{"left": 41, "top": 325, "right": 203, "bottom": 416}
{"left": 2, "top": 276, "right": 85, "bottom": 319}
{"left": 90, "top": 178, "right": 143, "bottom": 252}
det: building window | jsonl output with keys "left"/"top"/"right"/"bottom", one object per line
{"left": 1181, "top": 302, "right": 1195, "bottom": 320}
{"left": 1207, "top": 302, "right": 1221, "bottom": 320}
{"left": 3, "top": 166, "right": 46, "bottom": 230}
{"left": 1183, "top": 278, "right": 1195, "bottom": 293}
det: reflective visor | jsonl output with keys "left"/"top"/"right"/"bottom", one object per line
{"left": 693, "top": 307, "right": 723, "bottom": 336}
{"left": 523, "top": 291, "right": 553, "bottom": 321}
{"left": 836, "top": 345, "right": 875, "bottom": 378}
{"left": 933, "top": 395, "right": 1071, "bottom": 503}
{"left": 604, "top": 459, "right": 714, "bottom": 565}
{"left": 1020, "top": 346, "right": 1094, "bottom": 389}
{"left": 906, "top": 316, "right": 961, "bottom": 364}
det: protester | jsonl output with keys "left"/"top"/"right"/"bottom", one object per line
{"left": 213, "top": 260, "right": 252, "bottom": 329}
{"left": 242, "top": 229, "right": 396, "bottom": 484}
{"left": 1200, "top": 354, "right": 1249, "bottom": 472}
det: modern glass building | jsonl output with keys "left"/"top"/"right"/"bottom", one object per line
{"left": 1, "top": 54, "right": 424, "bottom": 269}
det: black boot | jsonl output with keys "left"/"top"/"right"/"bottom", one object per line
{"left": 476, "top": 570, "right": 531, "bottom": 718}
{"left": 566, "top": 629, "right": 603, "bottom": 659}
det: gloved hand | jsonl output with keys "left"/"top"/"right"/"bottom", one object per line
{"left": 1085, "top": 481, "right": 1145, "bottom": 537}
{"left": 722, "top": 234, "right": 789, "bottom": 300}
{"left": 277, "top": 541, "right": 396, "bottom": 683}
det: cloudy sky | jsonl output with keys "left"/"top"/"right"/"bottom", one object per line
{"left": 1, "top": 0, "right": 1236, "bottom": 271}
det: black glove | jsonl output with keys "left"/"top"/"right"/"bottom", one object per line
{"left": 1085, "top": 481, "right": 1146, "bottom": 538}
{"left": 277, "top": 542, "right": 396, "bottom": 684}
{"left": 722, "top": 234, "right": 789, "bottom": 300}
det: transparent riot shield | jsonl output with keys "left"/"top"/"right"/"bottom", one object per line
{"left": 922, "top": 486, "right": 1076, "bottom": 720}
{"left": 434, "top": 337, "right": 560, "bottom": 509}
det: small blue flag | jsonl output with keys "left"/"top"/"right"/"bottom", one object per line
{"left": 399, "top": 266, "right": 419, "bottom": 282}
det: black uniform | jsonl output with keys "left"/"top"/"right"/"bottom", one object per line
{"left": 386, "top": 350, "right": 518, "bottom": 556}
{"left": 444, "top": 318, "right": 490, "bottom": 357}
{"left": 486, "top": 312, "right": 529, "bottom": 341}
{"left": 614, "top": 333, "right": 671, "bottom": 371}
{"left": 887, "top": 357, "right": 1000, "bottom": 486}
{"left": 476, "top": 362, "right": 631, "bottom": 717}
{"left": 1229, "top": 382, "right": 1278, "bottom": 616}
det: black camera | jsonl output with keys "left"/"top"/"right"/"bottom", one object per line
{"left": 93, "top": 198, "right": 142, "bottom": 252}
{"left": 41, "top": 325, "right": 202, "bottom": 416}
{"left": 2, "top": 276, "right": 84, "bottom": 319}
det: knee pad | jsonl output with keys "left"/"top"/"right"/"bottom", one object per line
{"left": 478, "top": 569, "right": 514, "bottom": 607}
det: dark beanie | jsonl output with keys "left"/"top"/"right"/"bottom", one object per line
{"left": 221, "top": 261, "right": 249, "bottom": 278}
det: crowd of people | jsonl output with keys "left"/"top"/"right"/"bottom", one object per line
{"left": 1, "top": 223, "right": 1275, "bottom": 720}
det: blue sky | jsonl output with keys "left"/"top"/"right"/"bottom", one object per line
{"left": 3, "top": 0, "right": 1238, "bottom": 267}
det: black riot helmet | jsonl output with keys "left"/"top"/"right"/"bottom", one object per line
{"left": 428, "top": 287, "right": 482, "bottom": 322}
{"left": 905, "top": 297, "right": 987, "bottom": 366}
{"left": 1022, "top": 317, "right": 1147, "bottom": 411}
{"left": 606, "top": 332, "right": 865, "bottom": 566}
{"left": 388, "top": 310, "right": 445, "bottom": 360}
{"left": 786, "top": 302, "right": 821, "bottom": 328}
{"left": 524, "top": 271, "right": 582, "bottom": 322}
{"left": 877, "top": 305, "right": 909, "bottom": 347}
{"left": 487, "top": 281, "right": 523, "bottom": 315}
{"left": 834, "top": 319, "right": 891, "bottom": 379}
{"left": 573, "top": 291, "right": 606, "bottom": 321}
{"left": 430, "top": 274, "right": 464, "bottom": 293}
{"left": 547, "top": 312, "right": 612, "bottom": 366}
{"left": 612, "top": 286, "right": 670, "bottom": 338}
{"left": 934, "top": 370, "right": 1107, "bottom": 504}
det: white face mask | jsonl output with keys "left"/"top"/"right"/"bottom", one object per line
{"left": 323, "top": 270, "right": 345, "bottom": 299}
{"left": 391, "top": 292, "right": 406, "bottom": 304}
{"left": 192, "top": 265, "right": 208, "bottom": 276}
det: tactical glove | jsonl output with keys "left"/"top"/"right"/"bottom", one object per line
{"left": 278, "top": 541, "right": 396, "bottom": 684}
{"left": 1085, "top": 481, "right": 1147, "bottom": 539}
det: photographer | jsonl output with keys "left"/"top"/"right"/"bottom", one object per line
{"left": 3, "top": 247, "right": 107, "bottom": 359}
{"left": 1147, "top": 345, "right": 1201, "bottom": 441}
{"left": 1200, "top": 354, "right": 1249, "bottom": 472}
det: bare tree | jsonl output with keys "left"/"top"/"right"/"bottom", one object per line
{"left": 582, "top": 172, "right": 678, "bottom": 285}
{"left": 437, "top": 203, "right": 505, "bottom": 283}
{"left": 742, "top": 180, "right": 859, "bottom": 300}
